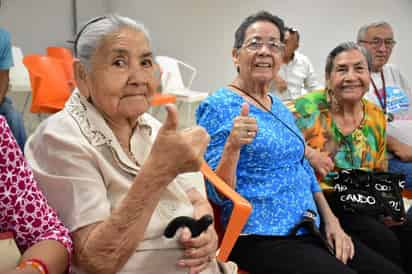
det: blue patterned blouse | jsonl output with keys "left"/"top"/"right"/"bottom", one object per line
{"left": 196, "top": 87, "right": 321, "bottom": 236}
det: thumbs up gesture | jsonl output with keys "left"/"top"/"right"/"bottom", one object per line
{"left": 227, "top": 102, "right": 258, "bottom": 149}
{"left": 147, "top": 104, "right": 210, "bottom": 179}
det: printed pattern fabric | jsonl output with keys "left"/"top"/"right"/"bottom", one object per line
{"left": 196, "top": 87, "right": 321, "bottom": 236}
{"left": 291, "top": 90, "right": 387, "bottom": 188}
{"left": 0, "top": 116, "right": 72, "bottom": 254}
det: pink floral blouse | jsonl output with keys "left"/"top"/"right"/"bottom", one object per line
{"left": 0, "top": 116, "right": 72, "bottom": 256}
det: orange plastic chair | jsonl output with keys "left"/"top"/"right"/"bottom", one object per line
{"left": 200, "top": 161, "right": 252, "bottom": 274}
{"left": 23, "top": 55, "right": 72, "bottom": 113}
{"left": 151, "top": 93, "right": 176, "bottom": 106}
{"left": 46, "top": 46, "right": 76, "bottom": 90}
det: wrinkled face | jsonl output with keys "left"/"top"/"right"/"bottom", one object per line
{"left": 360, "top": 25, "right": 394, "bottom": 72}
{"left": 78, "top": 27, "right": 160, "bottom": 123}
{"left": 232, "top": 21, "right": 283, "bottom": 85}
{"left": 327, "top": 49, "right": 370, "bottom": 103}
{"left": 284, "top": 31, "right": 299, "bottom": 58}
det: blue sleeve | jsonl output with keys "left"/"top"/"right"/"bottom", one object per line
{"left": 0, "top": 29, "right": 13, "bottom": 70}
{"left": 196, "top": 99, "right": 231, "bottom": 205}
{"left": 303, "top": 157, "right": 322, "bottom": 193}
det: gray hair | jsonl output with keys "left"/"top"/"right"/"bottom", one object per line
{"left": 233, "top": 10, "right": 285, "bottom": 49}
{"left": 356, "top": 21, "right": 393, "bottom": 42}
{"left": 75, "top": 14, "right": 151, "bottom": 69}
{"left": 325, "top": 41, "right": 372, "bottom": 80}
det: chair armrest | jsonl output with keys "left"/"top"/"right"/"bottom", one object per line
{"left": 151, "top": 93, "right": 176, "bottom": 106}
{"left": 200, "top": 161, "right": 252, "bottom": 262}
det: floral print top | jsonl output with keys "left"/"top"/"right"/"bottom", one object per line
{"left": 0, "top": 116, "right": 72, "bottom": 258}
{"left": 290, "top": 90, "right": 387, "bottom": 188}
{"left": 196, "top": 87, "right": 321, "bottom": 236}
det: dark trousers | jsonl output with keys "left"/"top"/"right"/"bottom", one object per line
{"left": 336, "top": 213, "right": 412, "bottom": 274}
{"left": 229, "top": 234, "right": 404, "bottom": 274}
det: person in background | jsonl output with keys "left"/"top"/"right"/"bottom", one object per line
{"left": 357, "top": 21, "right": 412, "bottom": 190}
{"left": 0, "top": 115, "right": 72, "bottom": 274}
{"left": 0, "top": 28, "right": 26, "bottom": 150}
{"left": 196, "top": 11, "right": 403, "bottom": 274}
{"left": 271, "top": 27, "right": 322, "bottom": 101}
{"left": 25, "top": 15, "right": 236, "bottom": 274}
{"left": 292, "top": 41, "right": 412, "bottom": 273}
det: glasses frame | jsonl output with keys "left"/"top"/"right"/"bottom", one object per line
{"left": 241, "top": 38, "right": 285, "bottom": 53}
{"left": 359, "top": 39, "right": 397, "bottom": 48}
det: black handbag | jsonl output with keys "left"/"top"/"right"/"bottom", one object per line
{"left": 331, "top": 169, "right": 406, "bottom": 221}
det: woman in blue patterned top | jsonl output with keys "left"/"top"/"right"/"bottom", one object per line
{"left": 196, "top": 11, "right": 404, "bottom": 274}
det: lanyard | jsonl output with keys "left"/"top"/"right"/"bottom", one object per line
{"left": 370, "top": 71, "right": 387, "bottom": 113}
{"left": 370, "top": 71, "right": 394, "bottom": 122}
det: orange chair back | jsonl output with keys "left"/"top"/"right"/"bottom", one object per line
{"left": 23, "top": 55, "right": 72, "bottom": 113}
{"left": 46, "top": 46, "right": 76, "bottom": 89}
{"left": 200, "top": 161, "right": 252, "bottom": 274}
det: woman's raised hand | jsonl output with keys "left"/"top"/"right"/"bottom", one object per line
{"left": 227, "top": 103, "right": 258, "bottom": 149}
{"left": 148, "top": 104, "right": 210, "bottom": 177}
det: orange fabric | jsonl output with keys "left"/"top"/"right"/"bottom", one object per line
{"left": 23, "top": 55, "right": 71, "bottom": 113}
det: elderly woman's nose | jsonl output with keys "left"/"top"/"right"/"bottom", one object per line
{"left": 344, "top": 69, "right": 357, "bottom": 80}
{"left": 257, "top": 43, "right": 272, "bottom": 55}
{"left": 128, "top": 65, "right": 150, "bottom": 83}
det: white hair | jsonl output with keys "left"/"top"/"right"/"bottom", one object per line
{"left": 75, "top": 14, "right": 151, "bottom": 69}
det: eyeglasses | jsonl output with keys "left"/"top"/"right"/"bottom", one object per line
{"left": 242, "top": 38, "right": 285, "bottom": 53}
{"left": 359, "top": 38, "right": 396, "bottom": 48}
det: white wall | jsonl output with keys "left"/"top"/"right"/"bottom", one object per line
{"left": 1, "top": 0, "right": 410, "bottom": 91}
{"left": 109, "top": 0, "right": 412, "bottom": 92}
{"left": 0, "top": 0, "right": 74, "bottom": 55}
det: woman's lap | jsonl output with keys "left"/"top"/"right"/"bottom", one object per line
{"left": 228, "top": 234, "right": 403, "bottom": 274}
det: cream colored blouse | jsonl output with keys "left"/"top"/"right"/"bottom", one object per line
{"left": 25, "top": 90, "right": 220, "bottom": 274}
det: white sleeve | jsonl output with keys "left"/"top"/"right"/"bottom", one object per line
{"left": 303, "top": 57, "right": 322, "bottom": 92}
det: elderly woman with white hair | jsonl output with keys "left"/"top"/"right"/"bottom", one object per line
{"left": 25, "top": 15, "right": 234, "bottom": 274}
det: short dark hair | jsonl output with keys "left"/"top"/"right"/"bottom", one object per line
{"left": 325, "top": 41, "right": 372, "bottom": 80}
{"left": 233, "top": 11, "right": 285, "bottom": 49}
{"left": 285, "top": 27, "right": 300, "bottom": 42}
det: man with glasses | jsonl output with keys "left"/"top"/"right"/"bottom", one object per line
{"left": 272, "top": 27, "right": 321, "bottom": 101}
{"left": 358, "top": 21, "right": 412, "bottom": 190}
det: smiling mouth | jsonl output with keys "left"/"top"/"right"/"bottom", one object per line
{"left": 342, "top": 85, "right": 363, "bottom": 91}
{"left": 122, "top": 93, "right": 146, "bottom": 99}
{"left": 255, "top": 63, "right": 272, "bottom": 68}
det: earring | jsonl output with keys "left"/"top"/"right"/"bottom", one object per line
{"left": 328, "top": 89, "right": 340, "bottom": 112}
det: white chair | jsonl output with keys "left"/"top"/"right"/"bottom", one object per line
{"left": 155, "top": 55, "right": 196, "bottom": 95}
{"left": 155, "top": 55, "right": 208, "bottom": 100}
{"left": 155, "top": 56, "right": 208, "bottom": 128}
{"left": 9, "top": 46, "right": 31, "bottom": 92}
{"left": 9, "top": 46, "right": 31, "bottom": 115}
